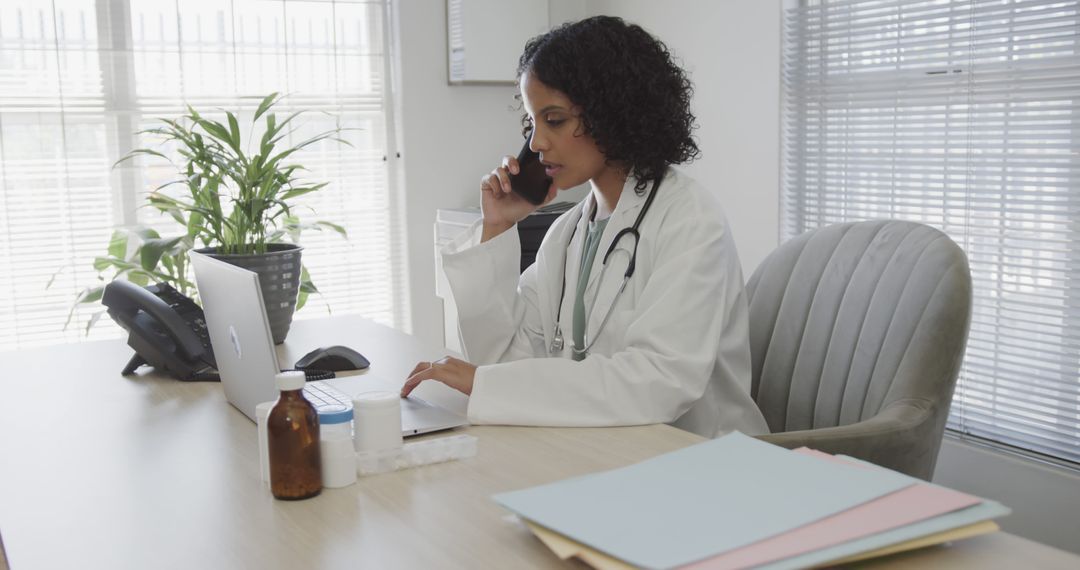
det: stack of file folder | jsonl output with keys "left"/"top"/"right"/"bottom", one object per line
{"left": 493, "top": 432, "right": 1009, "bottom": 569}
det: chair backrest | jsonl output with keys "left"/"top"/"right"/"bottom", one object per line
{"left": 746, "top": 220, "right": 971, "bottom": 437}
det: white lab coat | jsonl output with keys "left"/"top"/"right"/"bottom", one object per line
{"left": 440, "top": 167, "right": 769, "bottom": 437}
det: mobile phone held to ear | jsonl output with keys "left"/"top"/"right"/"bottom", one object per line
{"left": 509, "top": 140, "right": 553, "bottom": 206}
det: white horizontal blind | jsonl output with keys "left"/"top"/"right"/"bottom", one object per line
{"left": 783, "top": 0, "right": 1080, "bottom": 464}
{"left": 0, "top": 0, "right": 113, "bottom": 348}
{"left": 0, "top": 0, "right": 407, "bottom": 351}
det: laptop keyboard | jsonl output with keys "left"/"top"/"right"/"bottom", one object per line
{"left": 303, "top": 380, "right": 352, "bottom": 411}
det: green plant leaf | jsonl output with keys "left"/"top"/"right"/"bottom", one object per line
{"left": 297, "top": 265, "right": 319, "bottom": 311}
{"left": 93, "top": 255, "right": 118, "bottom": 272}
{"left": 227, "top": 111, "right": 241, "bottom": 150}
{"left": 316, "top": 220, "right": 348, "bottom": 239}
{"left": 187, "top": 210, "right": 205, "bottom": 239}
{"left": 75, "top": 285, "right": 104, "bottom": 305}
{"left": 147, "top": 192, "right": 185, "bottom": 208}
{"left": 196, "top": 116, "right": 239, "bottom": 152}
{"left": 91, "top": 258, "right": 176, "bottom": 284}
{"left": 136, "top": 125, "right": 170, "bottom": 136}
{"left": 280, "top": 182, "right": 329, "bottom": 201}
{"left": 63, "top": 285, "right": 104, "bottom": 330}
{"left": 93, "top": 257, "right": 130, "bottom": 272}
{"left": 107, "top": 230, "right": 128, "bottom": 260}
{"left": 127, "top": 271, "right": 149, "bottom": 287}
{"left": 140, "top": 236, "right": 184, "bottom": 271}
{"left": 253, "top": 92, "right": 279, "bottom": 122}
{"left": 168, "top": 208, "right": 187, "bottom": 227}
{"left": 130, "top": 227, "right": 162, "bottom": 242}
{"left": 113, "top": 148, "right": 171, "bottom": 169}
{"left": 161, "top": 253, "right": 176, "bottom": 274}
{"left": 83, "top": 310, "right": 106, "bottom": 337}
{"left": 272, "top": 111, "right": 304, "bottom": 136}
{"left": 45, "top": 266, "right": 65, "bottom": 289}
{"left": 153, "top": 179, "right": 188, "bottom": 192}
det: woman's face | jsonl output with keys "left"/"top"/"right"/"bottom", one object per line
{"left": 520, "top": 72, "right": 615, "bottom": 190}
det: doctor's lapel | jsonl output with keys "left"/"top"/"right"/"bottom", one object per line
{"left": 541, "top": 200, "right": 590, "bottom": 355}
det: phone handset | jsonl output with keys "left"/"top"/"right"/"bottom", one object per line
{"left": 102, "top": 280, "right": 212, "bottom": 379}
{"left": 509, "top": 139, "right": 554, "bottom": 206}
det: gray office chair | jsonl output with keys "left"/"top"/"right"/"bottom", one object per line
{"left": 746, "top": 220, "right": 971, "bottom": 480}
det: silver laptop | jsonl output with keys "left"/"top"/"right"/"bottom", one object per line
{"left": 189, "top": 250, "right": 465, "bottom": 437}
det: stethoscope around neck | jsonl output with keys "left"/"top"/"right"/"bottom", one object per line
{"left": 549, "top": 176, "right": 661, "bottom": 357}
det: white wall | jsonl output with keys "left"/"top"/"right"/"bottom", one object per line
{"left": 933, "top": 436, "right": 1080, "bottom": 554}
{"left": 394, "top": 0, "right": 522, "bottom": 347}
{"left": 586, "top": 0, "right": 782, "bottom": 277}
{"left": 394, "top": 0, "right": 586, "bottom": 349}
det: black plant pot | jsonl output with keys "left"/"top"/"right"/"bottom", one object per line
{"left": 195, "top": 243, "right": 302, "bottom": 344}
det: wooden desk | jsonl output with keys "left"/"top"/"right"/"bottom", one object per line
{"left": 0, "top": 316, "right": 1076, "bottom": 569}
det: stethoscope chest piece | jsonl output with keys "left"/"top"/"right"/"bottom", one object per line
{"left": 550, "top": 328, "right": 565, "bottom": 353}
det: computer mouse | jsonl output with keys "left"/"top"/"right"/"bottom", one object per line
{"left": 295, "top": 345, "right": 370, "bottom": 372}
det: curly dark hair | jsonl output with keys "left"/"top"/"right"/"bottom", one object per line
{"left": 517, "top": 16, "right": 700, "bottom": 193}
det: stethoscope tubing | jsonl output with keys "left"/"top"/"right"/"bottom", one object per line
{"left": 572, "top": 270, "right": 631, "bottom": 357}
{"left": 550, "top": 176, "right": 661, "bottom": 356}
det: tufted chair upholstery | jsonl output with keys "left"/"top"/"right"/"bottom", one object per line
{"left": 746, "top": 220, "right": 972, "bottom": 480}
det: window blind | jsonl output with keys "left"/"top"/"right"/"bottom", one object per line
{"left": 0, "top": 0, "right": 407, "bottom": 350}
{"left": 782, "top": 0, "right": 1080, "bottom": 464}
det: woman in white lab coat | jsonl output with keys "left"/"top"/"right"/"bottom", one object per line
{"left": 401, "top": 16, "right": 768, "bottom": 437}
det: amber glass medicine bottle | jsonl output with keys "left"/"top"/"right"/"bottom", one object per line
{"left": 268, "top": 371, "right": 322, "bottom": 500}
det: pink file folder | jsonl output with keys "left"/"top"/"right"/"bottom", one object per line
{"left": 680, "top": 449, "right": 982, "bottom": 570}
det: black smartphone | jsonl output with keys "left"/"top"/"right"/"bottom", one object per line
{"left": 509, "top": 140, "right": 553, "bottom": 206}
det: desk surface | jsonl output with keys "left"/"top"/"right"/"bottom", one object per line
{"left": 0, "top": 315, "right": 1076, "bottom": 569}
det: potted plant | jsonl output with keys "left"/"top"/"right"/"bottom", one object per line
{"left": 63, "top": 93, "right": 348, "bottom": 343}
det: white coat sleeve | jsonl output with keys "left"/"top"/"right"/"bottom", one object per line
{"left": 440, "top": 220, "right": 547, "bottom": 364}
{"left": 466, "top": 210, "right": 739, "bottom": 428}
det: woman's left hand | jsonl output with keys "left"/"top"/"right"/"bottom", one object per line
{"left": 400, "top": 356, "right": 477, "bottom": 398}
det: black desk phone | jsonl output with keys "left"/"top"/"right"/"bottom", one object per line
{"left": 102, "top": 280, "right": 217, "bottom": 380}
{"left": 102, "top": 280, "right": 338, "bottom": 382}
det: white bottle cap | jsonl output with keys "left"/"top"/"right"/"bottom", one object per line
{"left": 352, "top": 390, "right": 400, "bottom": 409}
{"left": 275, "top": 370, "right": 305, "bottom": 391}
{"left": 352, "top": 391, "right": 403, "bottom": 453}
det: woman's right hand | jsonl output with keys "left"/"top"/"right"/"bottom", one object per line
{"left": 480, "top": 155, "right": 556, "bottom": 242}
